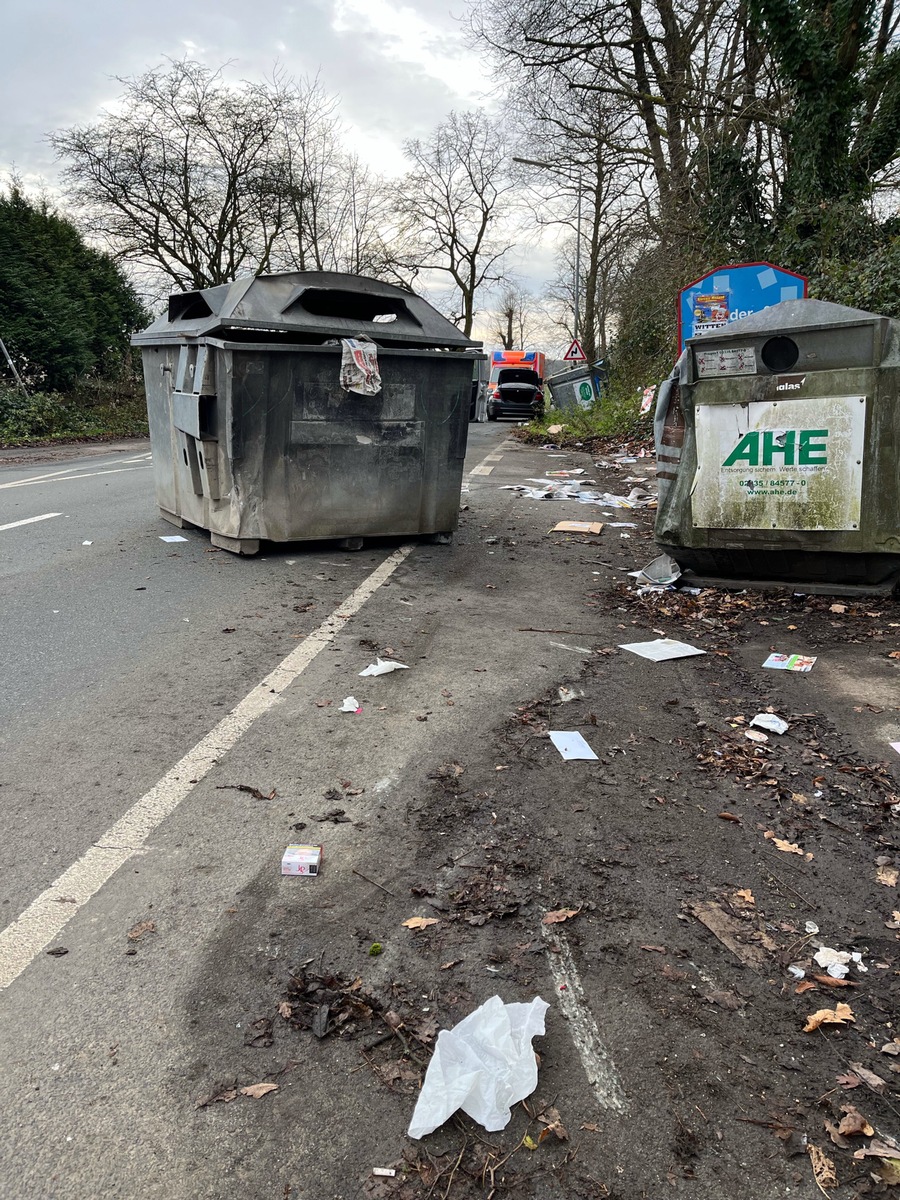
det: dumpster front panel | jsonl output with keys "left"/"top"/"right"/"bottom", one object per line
{"left": 692, "top": 395, "right": 867, "bottom": 531}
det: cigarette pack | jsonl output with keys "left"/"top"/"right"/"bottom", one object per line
{"left": 281, "top": 844, "right": 323, "bottom": 876}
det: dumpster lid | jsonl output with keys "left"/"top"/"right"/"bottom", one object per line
{"left": 687, "top": 297, "right": 887, "bottom": 342}
{"left": 132, "top": 271, "right": 480, "bottom": 350}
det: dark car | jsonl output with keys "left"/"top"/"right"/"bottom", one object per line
{"left": 486, "top": 367, "right": 544, "bottom": 421}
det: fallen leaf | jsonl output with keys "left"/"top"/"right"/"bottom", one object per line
{"left": 764, "top": 831, "right": 808, "bottom": 857}
{"left": 687, "top": 900, "right": 777, "bottom": 971}
{"left": 795, "top": 980, "right": 818, "bottom": 994}
{"left": 718, "top": 811, "right": 741, "bottom": 822}
{"left": 240, "top": 1082, "right": 279, "bottom": 1099}
{"left": 196, "top": 1086, "right": 238, "bottom": 1108}
{"left": 830, "top": 604, "right": 846, "bottom": 614}
{"left": 542, "top": 908, "right": 581, "bottom": 925}
{"left": 853, "top": 1140, "right": 900, "bottom": 1160}
{"left": 844, "top": 1065, "right": 888, "bottom": 1094}
{"left": 522, "top": 1134, "right": 538, "bottom": 1151}
{"left": 811, "top": 974, "right": 859, "bottom": 989}
{"left": 402, "top": 917, "right": 439, "bottom": 930}
{"left": 873, "top": 1158, "right": 900, "bottom": 1185}
{"left": 824, "top": 1119, "right": 850, "bottom": 1148}
{"left": 804, "top": 1003, "right": 855, "bottom": 1032}
{"left": 876, "top": 864, "right": 899, "bottom": 887}
{"left": 837, "top": 1105, "right": 874, "bottom": 1137}
{"left": 808, "top": 1144, "right": 838, "bottom": 1190}
{"left": 835, "top": 1072, "right": 861, "bottom": 1089}
{"left": 127, "top": 919, "right": 156, "bottom": 941}
{"left": 640, "top": 944, "right": 667, "bottom": 953}
{"left": 889, "top": 651, "right": 900, "bottom": 659}
{"left": 440, "top": 959, "right": 463, "bottom": 970}
{"left": 734, "top": 889, "right": 755, "bottom": 906}
{"left": 580, "top": 1122, "right": 600, "bottom": 1132}
{"left": 880, "top": 1039, "right": 900, "bottom": 1056}
{"left": 278, "top": 1001, "right": 293, "bottom": 1019}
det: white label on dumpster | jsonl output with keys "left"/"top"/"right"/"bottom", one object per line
{"left": 692, "top": 395, "right": 866, "bottom": 531}
{"left": 695, "top": 346, "right": 756, "bottom": 377}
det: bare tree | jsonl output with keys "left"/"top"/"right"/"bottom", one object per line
{"left": 392, "top": 111, "right": 517, "bottom": 336}
{"left": 489, "top": 284, "right": 537, "bottom": 348}
{"left": 51, "top": 59, "right": 353, "bottom": 293}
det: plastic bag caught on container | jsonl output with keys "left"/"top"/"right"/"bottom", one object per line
{"left": 340, "top": 337, "right": 382, "bottom": 396}
{"left": 407, "top": 995, "right": 549, "bottom": 1138}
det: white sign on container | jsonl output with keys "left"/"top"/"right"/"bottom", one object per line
{"left": 692, "top": 395, "right": 866, "bottom": 531}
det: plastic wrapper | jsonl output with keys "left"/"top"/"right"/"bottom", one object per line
{"left": 340, "top": 337, "right": 382, "bottom": 395}
{"left": 407, "top": 995, "right": 549, "bottom": 1139}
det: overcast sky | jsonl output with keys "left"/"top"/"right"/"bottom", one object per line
{"left": 2, "top": 0, "right": 489, "bottom": 183}
{"left": 2, "top": 0, "right": 564, "bottom": 346}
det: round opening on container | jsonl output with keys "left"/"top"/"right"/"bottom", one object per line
{"left": 761, "top": 336, "right": 799, "bottom": 372}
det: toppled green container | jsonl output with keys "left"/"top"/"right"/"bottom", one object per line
{"left": 132, "top": 271, "right": 481, "bottom": 554}
{"left": 654, "top": 298, "right": 900, "bottom": 593}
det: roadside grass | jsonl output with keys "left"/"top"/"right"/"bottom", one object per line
{"left": 517, "top": 378, "right": 654, "bottom": 451}
{"left": 0, "top": 379, "right": 148, "bottom": 447}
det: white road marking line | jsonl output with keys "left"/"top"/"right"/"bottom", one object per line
{"left": 485, "top": 454, "right": 504, "bottom": 462}
{"left": 541, "top": 925, "right": 628, "bottom": 1113}
{"left": 0, "top": 512, "right": 62, "bottom": 533}
{"left": 0, "top": 544, "right": 415, "bottom": 990}
{"left": 469, "top": 464, "right": 494, "bottom": 476}
{"left": 0, "top": 465, "right": 151, "bottom": 491}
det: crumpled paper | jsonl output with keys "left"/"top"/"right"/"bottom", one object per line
{"left": 359, "top": 657, "right": 408, "bottom": 677}
{"left": 340, "top": 337, "right": 382, "bottom": 395}
{"left": 407, "top": 995, "right": 549, "bottom": 1139}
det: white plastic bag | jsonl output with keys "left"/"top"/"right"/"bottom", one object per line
{"left": 340, "top": 338, "right": 382, "bottom": 395}
{"left": 358, "top": 657, "right": 408, "bottom": 677}
{"left": 407, "top": 995, "right": 549, "bottom": 1139}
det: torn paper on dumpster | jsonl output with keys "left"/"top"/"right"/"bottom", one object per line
{"left": 407, "top": 995, "right": 549, "bottom": 1138}
{"left": 359, "top": 657, "right": 409, "bottom": 677}
{"left": 340, "top": 338, "right": 382, "bottom": 396}
{"left": 619, "top": 638, "right": 706, "bottom": 661}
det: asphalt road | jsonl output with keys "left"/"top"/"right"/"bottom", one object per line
{"left": 2, "top": 427, "right": 897, "bottom": 1200}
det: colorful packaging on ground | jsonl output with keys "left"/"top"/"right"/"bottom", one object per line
{"left": 281, "top": 844, "right": 323, "bottom": 876}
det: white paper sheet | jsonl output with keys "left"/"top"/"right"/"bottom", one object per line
{"left": 549, "top": 731, "right": 599, "bottom": 760}
{"left": 618, "top": 638, "right": 705, "bottom": 661}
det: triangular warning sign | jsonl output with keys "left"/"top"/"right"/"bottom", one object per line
{"left": 562, "top": 339, "right": 586, "bottom": 362}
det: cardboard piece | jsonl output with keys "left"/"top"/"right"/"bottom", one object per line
{"left": 551, "top": 521, "right": 603, "bottom": 535}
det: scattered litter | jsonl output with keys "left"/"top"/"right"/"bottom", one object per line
{"left": 877, "top": 863, "right": 899, "bottom": 886}
{"left": 216, "top": 782, "right": 277, "bottom": 800}
{"left": 548, "top": 731, "right": 598, "bottom": 761}
{"left": 127, "top": 919, "right": 156, "bottom": 941}
{"left": 744, "top": 729, "right": 769, "bottom": 744}
{"left": 805, "top": 921, "right": 820, "bottom": 935}
{"left": 547, "top": 424, "right": 564, "bottom": 434}
{"left": 556, "top": 686, "right": 582, "bottom": 703}
{"left": 81, "top": 540, "right": 92, "bottom": 546}
{"left": 281, "top": 845, "right": 323, "bottom": 876}
{"left": 340, "top": 696, "right": 362, "bottom": 713}
{"left": 550, "top": 641, "right": 592, "bottom": 654}
{"left": 608, "top": 521, "right": 638, "bottom": 528}
{"left": 551, "top": 520, "right": 603, "bottom": 535}
{"left": 762, "top": 652, "right": 817, "bottom": 672}
{"left": 359, "top": 657, "right": 409, "bottom": 677}
{"left": 890, "top": 742, "right": 900, "bottom": 757}
{"left": 788, "top": 964, "right": 806, "bottom": 979}
{"left": 803, "top": 1002, "right": 855, "bottom": 1031}
{"left": 751, "top": 713, "right": 790, "bottom": 735}
{"left": 159, "top": 535, "right": 188, "bottom": 543}
{"left": 687, "top": 899, "right": 777, "bottom": 970}
{"left": 546, "top": 469, "right": 586, "bottom": 477}
{"left": 814, "top": 947, "right": 852, "bottom": 978}
{"left": 618, "top": 638, "right": 705, "bottom": 662}
{"left": 372, "top": 1168, "right": 396, "bottom": 1178}
{"left": 407, "top": 995, "right": 549, "bottom": 1138}
{"left": 628, "top": 553, "right": 681, "bottom": 587}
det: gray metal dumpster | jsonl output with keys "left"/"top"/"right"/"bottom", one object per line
{"left": 654, "top": 298, "right": 900, "bottom": 592}
{"left": 547, "top": 364, "right": 598, "bottom": 412}
{"left": 132, "top": 271, "right": 481, "bottom": 554}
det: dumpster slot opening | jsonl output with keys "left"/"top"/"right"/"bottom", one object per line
{"left": 283, "top": 288, "right": 422, "bottom": 327}
{"left": 169, "top": 292, "right": 214, "bottom": 321}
